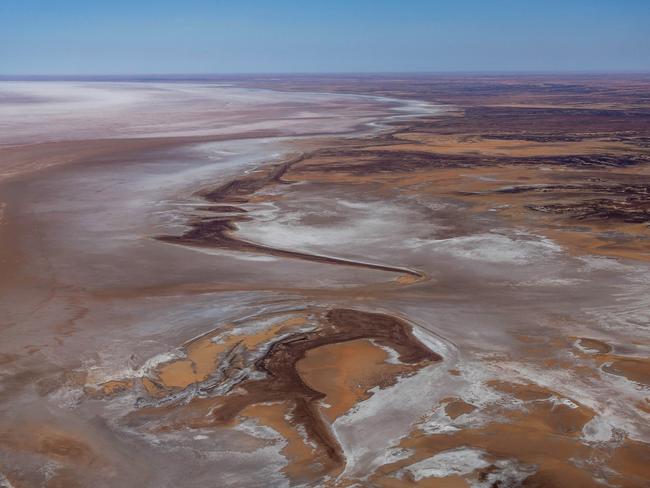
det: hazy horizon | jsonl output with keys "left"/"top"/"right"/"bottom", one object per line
{"left": 3, "top": 70, "right": 650, "bottom": 79}
{"left": 2, "top": 0, "right": 649, "bottom": 76}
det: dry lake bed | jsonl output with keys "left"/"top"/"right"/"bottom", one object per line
{"left": 1, "top": 75, "right": 649, "bottom": 487}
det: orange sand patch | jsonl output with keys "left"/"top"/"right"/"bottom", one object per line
{"left": 157, "top": 337, "right": 226, "bottom": 389}
{"left": 85, "top": 379, "right": 134, "bottom": 398}
{"left": 603, "top": 357, "right": 650, "bottom": 386}
{"left": 240, "top": 401, "right": 336, "bottom": 480}
{"left": 374, "top": 474, "right": 470, "bottom": 488}
{"left": 366, "top": 378, "right": 601, "bottom": 485}
{"left": 383, "top": 133, "right": 641, "bottom": 157}
{"left": 487, "top": 381, "right": 553, "bottom": 402}
{"left": 443, "top": 399, "right": 477, "bottom": 419}
{"left": 296, "top": 338, "right": 412, "bottom": 422}
{"left": 609, "top": 439, "right": 650, "bottom": 485}
{"left": 154, "top": 314, "right": 310, "bottom": 390}
{"left": 374, "top": 405, "right": 598, "bottom": 487}
{"left": 396, "top": 274, "right": 421, "bottom": 285}
{"left": 543, "top": 226, "right": 650, "bottom": 262}
{"left": 141, "top": 377, "right": 167, "bottom": 398}
{"left": 575, "top": 337, "right": 612, "bottom": 354}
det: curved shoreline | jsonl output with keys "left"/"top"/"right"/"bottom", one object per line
{"left": 0, "top": 81, "right": 446, "bottom": 184}
{"left": 157, "top": 152, "right": 426, "bottom": 280}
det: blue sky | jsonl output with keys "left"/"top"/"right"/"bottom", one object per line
{"left": 1, "top": 0, "right": 649, "bottom": 74}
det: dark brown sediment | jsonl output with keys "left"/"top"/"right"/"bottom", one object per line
{"left": 130, "top": 308, "right": 440, "bottom": 471}
{"left": 158, "top": 218, "right": 423, "bottom": 278}
{"left": 157, "top": 153, "right": 424, "bottom": 278}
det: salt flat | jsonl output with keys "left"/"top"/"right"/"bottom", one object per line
{"left": 1, "top": 76, "right": 649, "bottom": 487}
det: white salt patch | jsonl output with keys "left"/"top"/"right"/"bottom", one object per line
{"left": 84, "top": 363, "right": 137, "bottom": 387}
{"left": 380, "top": 448, "right": 414, "bottom": 466}
{"left": 410, "top": 325, "right": 454, "bottom": 359}
{"left": 549, "top": 396, "right": 580, "bottom": 409}
{"left": 237, "top": 197, "right": 444, "bottom": 264}
{"left": 418, "top": 362, "right": 516, "bottom": 436}
{"left": 39, "top": 461, "right": 61, "bottom": 481}
{"left": 172, "top": 246, "right": 279, "bottom": 262}
{"left": 139, "top": 351, "right": 183, "bottom": 376}
{"left": 519, "top": 277, "right": 587, "bottom": 287}
{"left": 431, "top": 233, "right": 561, "bottom": 264}
{"left": 0, "top": 472, "right": 15, "bottom": 488}
{"left": 0, "top": 81, "right": 409, "bottom": 145}
{"left": 333, "top": 363, "right": 457, "bottom": 479}
{"left": 403, "top": 448, "right": 536, "bottom": 486}
{"left": 240, "top": 200, "right": 412, "bottom": 251}
{"left": 370, "top": 340, "right": 402, "bottom": 365}
{"left": 228, "top": 313, "right": 302, "bottom": 337}
{"left": 420, "top": 397, "right": 504, "bottom": 436}
{"left": 491, "top": 361, "right": 648, "bottom": 443}
{"left": 404, "top": 447, "right": 489, "bottom": 480}
{"left": 46, "top": 386, "right": 84, "bottom": 409}
{"left": 573, "top": 339, "right": 604, "bottom": 354}
{"left": 581, "top": 261, "right": 650, "bottom": 336}
{"left": 474, "top": 459, "right": 537, "bottom": 488}
{"left": 235, "top": 417, "right": 284, "bottom": 441}
{"left": 420, "top": 405, "right": 463, "bottom": 435}
{"left": 582, "top": 416, "right": 616, "bottom": 443}
{"left": 579, "top": 255, "right": 632, "bottom": 272}
{"left": 408, "top": 232, "right": 561, "bottom": 265}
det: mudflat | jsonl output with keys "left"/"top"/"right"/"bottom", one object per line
{"left": 1, "top": 76, "right": 649, "bottom": 487}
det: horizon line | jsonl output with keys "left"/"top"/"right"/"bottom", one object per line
{"left": 2, "top": 69, "right": 650, "bottom": 81}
